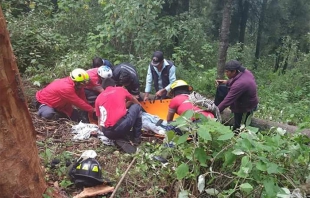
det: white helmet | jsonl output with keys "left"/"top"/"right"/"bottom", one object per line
{"left": 97, "top": 66, "right": 113, "bottom": 78}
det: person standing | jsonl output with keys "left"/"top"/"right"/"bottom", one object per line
{"left": 143, "top": 51, "right": 176, "bottom": 101}
{"left": 35, "top": 68, "right": 94, "bottom": 122}
{"left": 215, "top": 60, "right": 258, "bottom": 131}
{"left": 95, "top": 78, "right": 142, "bottom": 144}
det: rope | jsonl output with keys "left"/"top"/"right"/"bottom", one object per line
{"left": 188, "top": 91, "right": 222, "bottom": 123}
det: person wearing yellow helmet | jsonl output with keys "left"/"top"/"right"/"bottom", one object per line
{"left": 166, "top": 80, "right": 214, "bottom": 122}
{"left": 35, "top": 68, "right": 94, "bottom": 122}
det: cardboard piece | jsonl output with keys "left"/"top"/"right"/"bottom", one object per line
{"left": 73, "top": 184, "right": 114, "bottom": 198}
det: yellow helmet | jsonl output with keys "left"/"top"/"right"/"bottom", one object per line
{"left": 70, "top": 68, "right": 90, "bottom": 82}
{"left": 171, "top": 80, "right": 189, "bottom": 90}
{"left": 169, "top": 80, "right": 193, "bottom": 97}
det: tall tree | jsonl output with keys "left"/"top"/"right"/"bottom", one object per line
{"left": 217, "top": 0, "right": 233, "bottom": 79}
{"left": 0, "top": 6, "right": 46, "bottom": 197}
{"left": 238, "top": 0, "right": 250, "bottom": 51}
{"left": 254, "top": 0, "right": 268, "bottom": 68}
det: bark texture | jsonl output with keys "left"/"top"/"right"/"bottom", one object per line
{"left": 217, "top": 0, "right": 233, "bottom": 79}
{"left": 0, "top": 6, "right": 47, "bottom": 197}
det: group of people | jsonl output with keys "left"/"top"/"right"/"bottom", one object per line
{"left": 34, "top": 50, "right": 258, "bottom": 145}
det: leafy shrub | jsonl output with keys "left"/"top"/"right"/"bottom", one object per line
{"left": 136, "top": 111, "right": 310, "bottom": 197}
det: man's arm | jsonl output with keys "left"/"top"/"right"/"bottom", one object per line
{"left": 217, "top": 84, "right": 244, "bottom": 112}
{"left": 144, "top": 66, "right": 153, "bottom": 101}
{"left": 164, "top": 65, "right": 176, "bottom": 91}
{"left": 61, "top": 88, "right": 94, "bottom": 112}
{"left": 167, "top": 111, "right": 175, "bottom": 122}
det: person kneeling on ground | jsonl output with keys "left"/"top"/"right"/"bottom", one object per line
{"left": 166, "top": 80, "right": 214, "bottom": 122}
{"left": 35, "top": 68, "right": 94, "bottom": 122}
{"left": 112, "top": 62, "right": 141, "bottom": 100}
{"left": 95, "top": 78, "right": 142, "bottom": 144}
{"left": 214, "top": 60, "right": 258, "bottom": 131}
{"left": 84, "top": 66, "right": 113, "bottom": 106}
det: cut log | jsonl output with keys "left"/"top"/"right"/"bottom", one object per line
{"left": 221, "top": 109, "right": 310, "bottom": 137}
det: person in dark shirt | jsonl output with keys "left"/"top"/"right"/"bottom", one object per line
{"left": 112, "top": 63, "right": 140, "bottom": 98}
{"left": 215, "top": 60, "right": 258, "bottom": 131}
{"left": 92, "top": 57, "right": 113, "bottom": 68}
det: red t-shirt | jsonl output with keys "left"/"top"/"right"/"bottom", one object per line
{"left": 95, "top": 86, "right": 133, "bottom": 127}
{"left": 85, "top": 68, "right": 101, "bottom": 90}
{"left": 36, "top": 77, "right": 93, "bottom": 116}
{"left": 168, "top": 94, "right": 214, "bottom": 118}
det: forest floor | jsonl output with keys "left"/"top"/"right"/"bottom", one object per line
{"left": 24, "top": 80, "right": 172, "bottom": 198}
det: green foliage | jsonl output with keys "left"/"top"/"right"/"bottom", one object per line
{"left": 136, "top": 112, "right": 310, "bottom": 197}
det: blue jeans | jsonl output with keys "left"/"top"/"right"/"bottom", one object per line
{"left": 101, "top": 104, "right": 142, "bottom": 140}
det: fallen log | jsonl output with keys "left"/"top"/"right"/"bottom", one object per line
{"left": 220, "top": 109, "right": 310, "bottom": 137}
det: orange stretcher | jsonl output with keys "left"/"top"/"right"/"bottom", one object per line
{"left": 140, "top": 99, "right": 179, "bottom": 120}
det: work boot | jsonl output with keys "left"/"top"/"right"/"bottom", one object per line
{"left": 132, "top": 137, "right": 141, "bottom": 145}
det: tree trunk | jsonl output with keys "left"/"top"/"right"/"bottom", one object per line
{"left": 238, "top": 0, "right": 250, "bottom": 52}
{"left": 217, "top": 0, "right": 233, "bottom": 79}
{"left": 254, "top": 0, "right": 268, "bottom": 69}
{"left": 0, "top": 6, "right": 47, "bottom": 197}
{"left": 221, "top": 109, "right": 310, "bottom": 137}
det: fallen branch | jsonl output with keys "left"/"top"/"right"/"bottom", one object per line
{"left": 110, "top": 157, "right": 136, "bottom": 198}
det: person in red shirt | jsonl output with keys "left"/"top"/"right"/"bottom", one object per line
{"left": 95, "top": 78, "right": 142, "bottom": 143}
{"left": 167, "top": 80, "right": 214, "bottom": 122}
{"left": 35, "top": 68, "right": 94, "bottom": 122}
{"left": 84, "top": 66, "right": 113, "bottom": 106}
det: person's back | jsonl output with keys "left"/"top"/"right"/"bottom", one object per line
{"left": 112, "top": 63, "right": 140, "bottom": 96}
{"left": 166, "top": 80, "right": 214, "bottom": 122}
{"left": 35, "top": 69, "right": 94, "bottom": 121}
{"left": 96, "top": 78, "right": 142, "bottom": 144}
{"left": 96, "top": 86, "right": 130, "bottom": 127}
{"left": 169, "top": 94, "right": 214, "bottom": 118}
{"left": 36, "top": 77, "right": 76, "bottom": 112}
{"left": 85, "top": 68, "right": 101, "bottom": 90}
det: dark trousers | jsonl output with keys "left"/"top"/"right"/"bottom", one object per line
{"left": 84, "top": 89, "right": 99, "bottom": 106}
{"left": 101, "top": 104, "right": 142, "bottom": 140}
{"left": 34, "top": 98, "right": 86, "bottom": 122}
{"left": 214, "top": 85, "right": 254, "bottom": 130}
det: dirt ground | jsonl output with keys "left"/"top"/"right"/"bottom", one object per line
{"left": 25, "top": 80, "right": 173, "bottom": 198}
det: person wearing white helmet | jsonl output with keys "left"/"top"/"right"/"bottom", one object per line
{"left": 84, "top": 66, "right": 113, "bottom": 106}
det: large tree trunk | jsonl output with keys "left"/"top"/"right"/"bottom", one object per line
{"left": 221, "top": 109, "right": 310, "bottom": 137}
{"left": 217, "top": 0, "right": 233, "bottom": 79}
{"left": 0, "top": 6, "right": 47, "bottom": 197}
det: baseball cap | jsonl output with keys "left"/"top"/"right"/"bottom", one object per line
{"left": 225, "top": 60, "right": 246, "bottom": 72}
{"left": 151, "top": 51, "right": 164, "bottom": 67}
